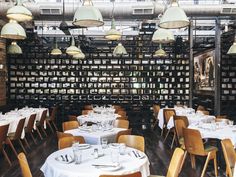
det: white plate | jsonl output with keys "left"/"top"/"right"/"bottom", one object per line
{"left": 78, "top": 144, "right": 91, "bottom": 150}
{"left": 109, "top": 143, "right": 120, "bottom": 148}
{"left": 79, "top": 127, "right": 91, "bottom": 131}
{"left": 94, "top": 163, "right": 122, "bottom": 171}
{"left": 55, "top": 155, "right": 74, "bottom": 164}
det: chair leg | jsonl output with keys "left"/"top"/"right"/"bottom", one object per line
{"left": 36, "top": 127, "right": 43, "bottom": 140}
{"left": 2, "top": 148, "right": 12, "bottom": 166}
{"left": 161, "top": 125, "right": 165, "bottom": 137}
{"left": 164, "top": 129, "right": 171, "bottom": 142}
{"left": 52, "top": 121, "right": 58, "bottom": 131}
{"left": 41, "top": 126, "right": 47, "bottom": 137}
{"left": 30, "top": 132, "right": 37, "bottom": 144}
{"left": 200, "top": 153, "right": 212, "bottom": 177}
{"left": 170, "top": 132, "right": 176, "bottom": 149}
{"left": 213, "top": 156, "right": 218, "bottom": 177}
{"left": 180, "top": 151, "right": 187, "bottom": 172}
{"left": 23, "top": 137, "right": 30, "bottom": 149}
{"left": 152, "top": 119, "right": 158, "bottom": 130}
{"left": 190, "top": 154, "right": 196, "bottom": 169}
{"left": 18, "top": 139, "right": 27, "bottom": 154}
{"left": 47, "top": 121, "right": 54, "bottom": 133}
{"left": 6, "top": 138, "right": 18, "bottom": 158}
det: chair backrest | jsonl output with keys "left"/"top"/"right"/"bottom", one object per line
{"left": 99, "top": 171, "right": 141, "bottom": 177}
{"left": 82, "top": 110, "right": 93, "bottom": 115}
{"left": 221, "top": 139, "right": 236, "bottom": 177}
{"left": 50, "top": 107, "right": 57, "bottom": 121}
{"left": 197, "top": 105, "right": 206, "bottom": 111}
{"left": 14, "top": 118, "right": 26, "bottom": 140}
{"left": 174, "top": 118, "right": 188, "bottom": 146}
{"left": 116, "top": 116, "right": 128, "bottom": 120}
{"left": 62, "top": 121, "right": 79, "bottom": 132}
{"left": 183, "top": 128, "right": 205, "bottom": 156}
{"left": 39, "top": 109, "right": 48, "bottom": 125}
{"left": 117, "top": 110, "right": 127, "bottom": 117}
{"left": 84, "top": 105, "right": 93, "bottom": 110}
{"left": 56, "top": 131, "right": 73, "bottom": 140}
{"left": 153, "top": 104, "right": 160, "bottom": 118}
{"left": 26, "top": 114, "right": 36, "bottom": 133}
{"left": 18, "top": 152, "right": 32, "bottom": 177}
{"left": 68, "top": 115, "right": 78, "bottom": 121}
{"left": 0, "top": 124, "right": 9, "bottom": 149}
{"left": 201, "top": 110, "right": 210, "bottom": 115}
{"left": 216, "top": 115, "right": 227, "bottom": 119}
{"left": 163, "top": 109, "right": 176, "bottom": 124}
{"left": 166, "top": 148, "right": 185, "bottom": 177}
{"left": 174, "top": 115, "right": 189, "bottom": 127}
{"left": 113, "top": 119, "right": 129, "bottom": 129}
{"left": 115, "top": 128, "right": 132, "bottom": 143}
{"left": 58, "top": 136, "right": 85, "bottom": 150}
{"left": 118, "top": 135, "right": 145, "bottom": 152}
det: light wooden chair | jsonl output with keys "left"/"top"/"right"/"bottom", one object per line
{"left": 118, "top": 135, "right": 145, "bottom": 152}
{"left": 115, "top": 128, "right": 132, "bottom": 143}
{"left": 36, "top": 109, "right": 48, "bottom": 140}
{"left": 24, "top": 113, "right": 37, "bottom": 147}
{"left": 0, "top": 124, "right": 11, "bottom": 166}
{"left": 152, "top": 104, "right": 160, "bottom": 130}
{"left": 116, "top": 116, "right": 128, "bottom": 120}
{"left": 148, "top": 148, "right": 185, "bottom": 177}
{"left": 215, "top": 117, "right": 229, "bottom": 124}
{"left": 113, "top": 119, "right": 129, "bottom": 129}
{"left": 117, "top": 110, "right": 127, "bottom": 118}
{"left": 62, "top": 121, "right": 79, "bottom": 132}
{"left": 183, "top": 128, "right": 218, "bottom": 177}
{"left": 221, "top": 139, "right": 236, "bottom": 177}
{"left": 197, "top": 105, "right": 206, "bottom": 111}
{"left": 68, "top": 115, "right": 78, "bottom": 121}
{"left": 56, "top": 131, "right": 73, "bottom": 140}
{"left": 216, "top": 115, "right": 227, "bottom": 119}
{"left": 45, "top": 106, "right": 58, "bottom": 132}
{"left": 163, "top": 109, "right": 176, "bottom": 145}
{"left": 18, "top": 152, "right": 32, "bottom": 177}
{"left": 82, "top": 110, "right": 93, "bottom": 115}
{"left": 100, "top": 171, "right": 141, "bottom": 177}
{"left": 200, "top": 110, "right": 210, "bottom": 115}
{"left": 58, "top": 136, "right": 85, "bottom": 150}
{"left": 174, "top": 116, "right": 188, "bottom": 149}
{"left": 84, "top": 105, "right": 93, "bottom": 110}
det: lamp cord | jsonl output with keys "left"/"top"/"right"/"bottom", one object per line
{"left": 111, "top": 1, "right": 115, "bottom": 18}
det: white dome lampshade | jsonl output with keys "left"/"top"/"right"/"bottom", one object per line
{"left": 227, "top": 42, "right": 236, "bottom": 55}
{"left": 6, "top": 0, "right": 33, "bottom": 22}
{"left": 51, "top": 39, "right": 62, "bottom": 56}
{"left": 152, "top": 28, "right": 175, "bottom": 43}
{"left": 7, "top": 41, "right": 22, "bottom": 54}
{"left": 73, "top": 0, "right": 104, "bottom": 27}
{"left": 153, "top": 44, "right": 167, "bottom": 57}
{"left": 66, "top": 37, "right": 81, "bottom": 56}
{"left": 113, "top": 43, "right": 127, "bottom": 56}
{"left": 73, "top": 45, "right": 85, "bottom": 59}
{"left": 0, "top": 20, "right": 26, "bottom": 40}
{"left": 159, "top": 0, "right": 189, "bottom": 29}
{"left": 105, "top": 18, "right": 121, "bottom": 40}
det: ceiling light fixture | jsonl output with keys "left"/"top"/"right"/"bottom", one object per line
{"left": 73, "top": 0, "right": 104, "bottom": 27}
{"left": 153, "top": 44, "right": 167, "bottom": 57}
{"left": 227, "top": 42, "right": 236, "bottom": 55}
{"left": 0, "top": 20, "right": 26, "bottom": 40}
{"left": 7, "top": 41, "right": 22, "bottom": 54}
{"left": 51, "top": 37, "right": 62, "bottom": 56}
{"left": 66, "top": 37, "right": 81, "bottom": 56}
{"left": 152, "top": 28, "right": 175, "bottom": 43}
{"left": 113, "top": 43, "right": 127, "bottom": 56}
{"left": 6, "top": 0, "right": 33, "bottom": 22}
{"left": 159, "top": 0, "right": 189, "bottom": 29}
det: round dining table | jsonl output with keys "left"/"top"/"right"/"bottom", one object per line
{"left": 41, "top": 145, "right": 150, "bottom": 177}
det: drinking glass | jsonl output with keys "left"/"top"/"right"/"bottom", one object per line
{"left": 119, "top": 143, "right": 126, "bottom": 155}
{"left": 110, "top": 149, "right": 119, "bottom": 163}
{"left": 101, "top": 138, "right": 108, "bottom": 149}
{"left": 73, "top": 147, "right": 82, "bottom": 164}
{"left": 229, "top": 120, "right": 234, "bottom": 126}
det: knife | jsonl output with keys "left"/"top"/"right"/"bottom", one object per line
{"left": 132, "top": 150, "right": 138, "bottom": 158}
{"left": 92, "top": 164, "right": 119, "bottom": 167}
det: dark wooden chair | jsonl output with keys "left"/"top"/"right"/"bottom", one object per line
{"left": 45, "top": 107, "right": 58, "bottom": 133}
{"left": 152, "top": 104, "right": 160, "bottom": 130}
{"left": 36, "top": 110, "right": 48, "bottom": 140}
{"left": 24, "top": 114, "right": 37, "bottom": 145}
{"left": 84, "top": 105, "right": 93, "bottom": 110}
{"left": 0, "top": 124, "right": 11, "bottom": 166}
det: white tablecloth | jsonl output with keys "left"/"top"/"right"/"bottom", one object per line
{"left": 65, "top": 128, "right": 126, "bottom": 145}
{"left": 77, "top": 113, "right": 119, "bottom": 125}
{"left": 157, "top": 107, "right": 215, "bottom": 129}
{"left": 41, "top": 145, "right": 150, "bottom": 177}
{"left": 189, "top": 123, "right": 236, "bottom": 147}
{"left": 0, "top": 107, "right": 48, "bottom": 139}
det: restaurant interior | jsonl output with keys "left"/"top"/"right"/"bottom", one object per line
{"left": 0, "top": 0, "right": 236, "bottom": 176}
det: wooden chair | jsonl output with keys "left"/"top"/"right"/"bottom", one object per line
{"left": 62, "top": 121, "right": 80, "bottom": 132}
{"left": 117, "top": 110, "right": 127, "bottom": 118}
{"left": 200, "top": 110, "right": 210, "bottom": 115}
{"left": 215, "top": 118, "right": 229, "bottom": 124}
{"left": 152, "top": 104, "right": 160, "bottom": 130}
{"left": 116, "top": 116, "right": 128, "bottom": 120}
{"left": 24, "top": 113, "right": 37, "bottom": 146}
{"left": 84, "top": 104, "right": 93, "bottom": 110}
{"left": 221, "top": 139, "right": 236, "bottom": 177}
{"left": 216, "top": 115, "right": 227, "bottom": 119}
{"left": 183, "top": 128, "right": 218, "bottom": 177}
{"left": 115, "top": 128, "right": 132, "bottom": 143}
{"left": 56, "top": 131, "right": 73, "bottom": 140}
{"left": 197, "top": 105, "right": 206, "bottom": 111}
{"left": 163, "top": 109, "right": 176, "bottom": 145}
{"left": 118, "top": 135, "right": 145, "bottom": 152}
{"left": 82, "top": 110, "right": 93, "bottom": 115}
{"left": 0, "top": 124, "right": 12, "bottom": 166}
{"left": 113, "top": 119, "right": 129, "bottom": 129}
{"left": 149, "top": 148, "right": 185, "bottom": 177}
{"left": 58, "top": 136, "right": 85, "bottom": 150}
{"left": 174, "top": 116, "right": 188, "bottom": 149}
{"left": 36, "top": 109, "right": 48, "bottom": 140}
{"left": 45, "top": 106, "right": 58, "bottom": 133}
{"left": 68, "top": 115, "right": 78, "bottom": 121}
{"left": 7, "top": 118, "right": 28, "bottom": 157}
{"left": 18, "top": 152, "right": 32, "bottom": 177}
{"left": 100, "top": 171, "right": 141, "bottom": 177}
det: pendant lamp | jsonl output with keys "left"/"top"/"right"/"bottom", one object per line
{"left": 66, "top": 37, "right": 81, "bottom": 56}
{"left": 73, "top": 0, "right": 104, "bottom": 27}
{"left": 0, "top": 20, "right": 26, "bottom": 40}
{"left": 51, "top": 38, "right": 62, "bottom": 56}
{"left": 159, "top": 0, "right": 189, "bottom": 29}
{"left": 73, "top": 45, "right": 85, "bottom": 59}
{"left": 152, "top": 28, "right": 174, "bottom": 43}
{"left": 227, "top": 42, "right": 236, "bottom": 55}
{"left": 105, "top": 18, "right": 121, "bottom": 40}
{"left": 153, "top": 44, "right": 167, "bottom": 57}
{"left": 6, "top": 0, "right": 33, "bottom": 22}
{"left": 7, "top": 41, "right": 22, "bottom": 54}
{"left": 113, "top": 43, "right": 127, "bottom": 56}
